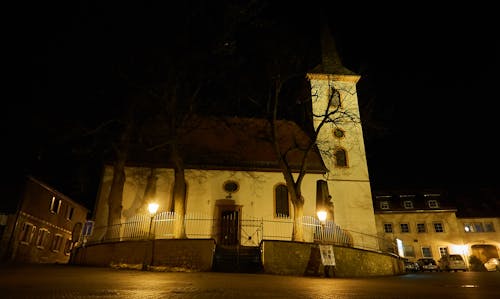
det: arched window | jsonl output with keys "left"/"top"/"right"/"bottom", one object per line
{"left": 275, "top": 184, "right": 290, "bottom": 217}
{"left": 334, "top": 148, "right": 348, "bottom": 167}
{"left": 316, "top": 180, "right": 330, "bottom": 210}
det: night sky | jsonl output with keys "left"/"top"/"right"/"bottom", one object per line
{"left": 5, "top": 1, "right": 499, "bottom": 210}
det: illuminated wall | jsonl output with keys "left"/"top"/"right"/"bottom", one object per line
{"left": 308, "top": 73, "right": 377, "bottom": 238}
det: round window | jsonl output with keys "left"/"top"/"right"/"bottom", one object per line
{"left": 334, "top": 128, "right": 345, "bottom": 138}
{"left": 223, "top": 181, "right": 239, "bottom": 193}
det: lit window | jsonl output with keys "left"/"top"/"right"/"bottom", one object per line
{"left": 485, "top": 222, "right": 495, "bottom": 232}
{"left": 19, "top": 222, "right": 36, "bottom": 244}
{"left": 464, "top": 223, "right": 473, "bottom": 232}
{"left": 51, "top": 234, "right": 63, "bottom": 252}
{"left": 380, "top": 201, "right": 390, "bottom": 209}
{"left": 81, "top": 221, "right": 93, "bottom": 236}
{"left": 400, "top": 223, "right": 410, "bottom": 233}
{"left": 422, "top": 247, "right": 432, "bottom": 258}
{"left": 334, "top": 149, "right": 348, "bottom": 167}
{"left": 427, "top": 200, "right": 439, "bottom": 208}
{"left": 66, "top": 206, "right": 74, "bottom": 220}
{"left": 64, "top": 239, "right": 73, "bottom": 255}
{"left": 404, "top": 245, "right": 415, "bottom": 257}
{"left": 433, "top": 222, "right": 444, "bottom": 233}
{"left": 275, "top": 184, "right": 290, "bottom": 217}
{"left": 50, "top": 196, "right": 61, "bottom": 214}
{"left": 36, "top": 228, "right": 50, "bottom": 249}
{"left": 473, "top": 223, "right": 484, "bottom": 232}
{"left": 439, "top": 247, "right": 449, "bottom": 257}
{"left": 403, "top": 200, "right": 413, "bottom": 209}
{"left": 417, "top": 223, "right": 426, "bottom": 233}
{"left": 383, "top": 223, "right": 393, "bottom": 233}
{"left": 424, "top": 193, "right": 441, "bottom": 198}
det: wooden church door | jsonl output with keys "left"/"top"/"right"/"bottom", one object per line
{"left": 220, "top": 210, "right": 239, "bottom": 246}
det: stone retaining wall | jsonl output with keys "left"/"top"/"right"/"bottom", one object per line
{"left": 72, "top": 239, "right": 215, "bottom": 272}
{"left": 72, "top": 239, "right": 404, "bottom": 277}
{"left": 261, "top": 240, "right": 404, "bottom": 277}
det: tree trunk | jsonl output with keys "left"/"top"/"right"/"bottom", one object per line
{"left": 279, "top": 160, "right": 305, "bottom": 242}
{"left": 143, "top": 168, "right": 158, "bottom": 205}
{"left": 171, "top": 142, "right": 187, "bottom": 238}
{"left": 105, "top": 149, "right": 127, "bottom": 240}
{"left": 105, "top": 117, "right": 132, "bottom": 241}
{"left": 291, "top": 194, "right": 305, "bottom": 242}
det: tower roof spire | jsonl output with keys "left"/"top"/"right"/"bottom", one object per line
{"left": 311, "top": 14, "right": 357, "bottom": 76}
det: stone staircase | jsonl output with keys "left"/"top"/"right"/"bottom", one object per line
{"left": 212, "top": 245, "right": 263, "bottom": 273}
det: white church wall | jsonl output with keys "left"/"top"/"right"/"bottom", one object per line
{"left": 94, "top": 166, "right": 325, "bottom": 229}
{"left": 329, "top": 180, "right": 377, "bottom": 236}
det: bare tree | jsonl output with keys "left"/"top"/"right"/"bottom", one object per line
{"left": 266, "top": 75, "right": 359, "bottom": 241}
{"left": 238, "top": 10, "right": 362, "bottom": 241}
{"left": 145, "top": 77, "right": 203, "bottom": 239}
{"left": 102, "top": 91, "right": 156, "bottom": 240}
{"left": 139, "top": 2, "right": 261, "bottom": 238}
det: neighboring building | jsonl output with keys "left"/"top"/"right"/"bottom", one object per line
{"left": 373, "top": 189, "right": 500, "bottom": 268}
{"left": 457, "top": 216, "right": 500, "bottom": 267}
{"left": 0, "top": 176, "right": 89, "bottom": 264}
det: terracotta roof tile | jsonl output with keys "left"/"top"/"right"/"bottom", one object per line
{"left": 127, "top": 116, "right": 328, "bottom": 173}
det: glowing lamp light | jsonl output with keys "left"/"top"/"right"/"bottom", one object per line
{"left": 450, "top": 244, "right": 469, "bottom": 256}
{"left": 317, "top": 210, "right": 327, "bottom": 222}
{"left": 148, "top": 203, "right": 159, "bottom": 215}
{"left": 396, "top": 238, "right": 404, "bottom": 257}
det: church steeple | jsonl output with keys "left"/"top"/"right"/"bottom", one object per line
{"left": 306, "top": 14, "right": 375, "bottom": 240}
{"left": 311, "top": 14, "right": 357, "bottom": 76}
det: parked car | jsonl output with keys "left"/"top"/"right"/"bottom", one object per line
{"left": 438, "top": 254, "right": 467, "bottom": 272}
{"left": 484, "top": 258, "right": 499, "bottom": 272}
{"left": 417, "top": 258, "right": 440, "bottom": 271}
{"left": 404, "top": 260, "right": 420, "bottom": 272}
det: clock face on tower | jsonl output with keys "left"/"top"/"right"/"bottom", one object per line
{"left": 334, "top": 128, "right": 345, "bottom": 138}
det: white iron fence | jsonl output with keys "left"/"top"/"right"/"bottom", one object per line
{"left": 84, "top": 213, "right": 395, "bottom": 254}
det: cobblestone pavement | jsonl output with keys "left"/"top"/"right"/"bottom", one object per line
{"left": 1, "top": 264, "right": 499, "bottom": 298}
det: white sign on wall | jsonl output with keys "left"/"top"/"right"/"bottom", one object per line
{"left": 319, "top": 245, "right": 336, "bottom": 266}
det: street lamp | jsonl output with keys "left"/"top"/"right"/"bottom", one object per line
{"left": 143, "top": 202, "right": 159, "bottom": 271}
{"left": 317, "top": 209, "right": 327, "bottom": 242}
{"left": 317, "top": 209, "right": 334, "bottom": 277}
{"left": 317, "top": 210, "right": 327, "bottom": 223}
{"left": 147, "top": 202, "right": 159, "bottom": 238}
{"left": 147, "top": 202, "right": 159, "bottom": 239}
{"left": 148, "top": 202, "right": 159, "bottom": 214}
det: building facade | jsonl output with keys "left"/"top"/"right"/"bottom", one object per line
{"left": 0, "top": 176, "right": 89, "bottom": 264}
{"left": 373, "top": 189, "right": 500, "bottom": 268}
